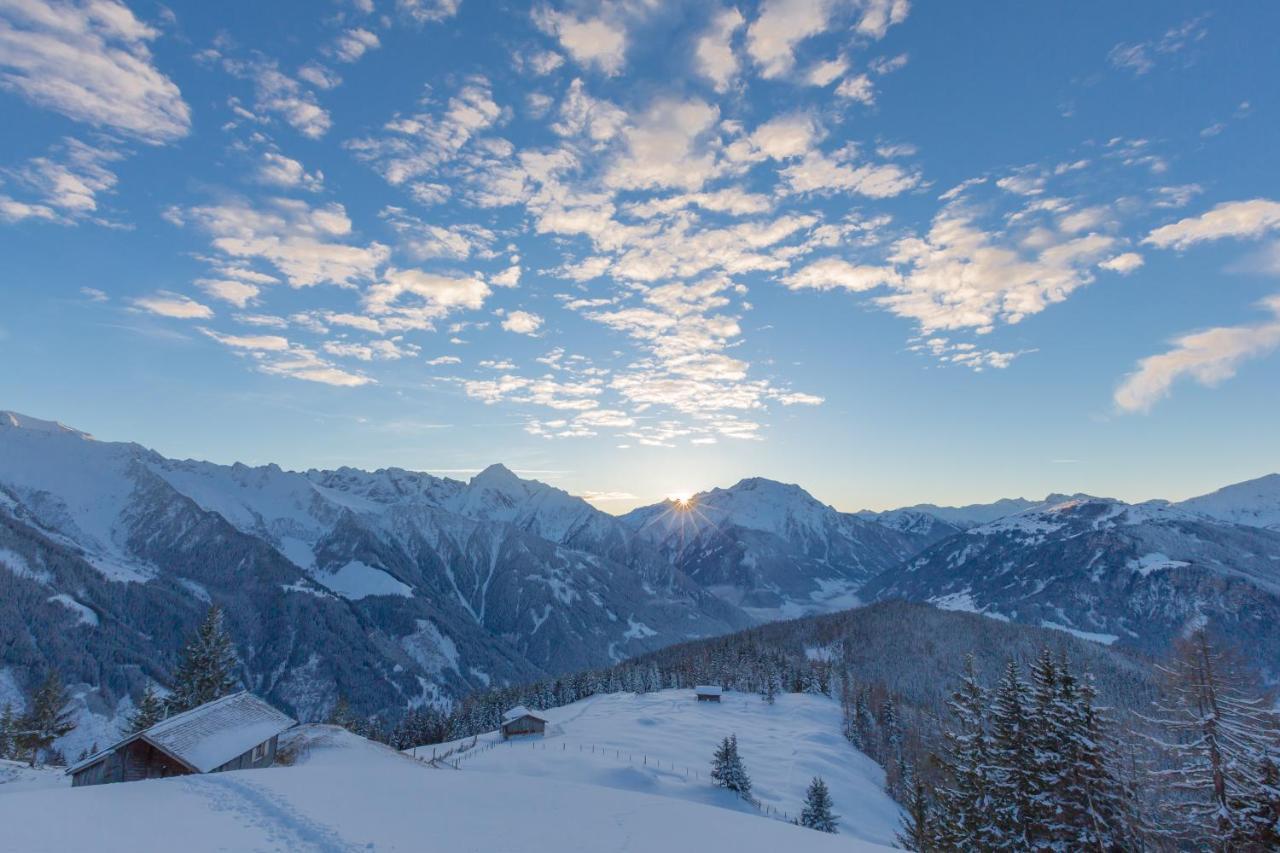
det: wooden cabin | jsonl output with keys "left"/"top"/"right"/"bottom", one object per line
{"left": 500, "top": 706, "right": 548, "bottom": 739}
{"left": 694, "top": 685, "right": 722, "bottom": 702}
{"left": 67, "top": 691, "right": 295, "bottom": 787}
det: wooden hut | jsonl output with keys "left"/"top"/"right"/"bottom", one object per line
{"left": 67, "top": 691, "right": 295, "bottom": 787}
{"left": 694, "top": 685, "right": 722, "bottom": 702}
{"left": 500, "top": 706, "right": 548, "bottom": 739}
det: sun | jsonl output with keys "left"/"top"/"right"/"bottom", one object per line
{"left": 668, "top": 491, "right": 695, "bottom": 509}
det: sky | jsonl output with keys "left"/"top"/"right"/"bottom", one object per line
{"left": 1, "top": 0, "right": 1278, "bottom": 513}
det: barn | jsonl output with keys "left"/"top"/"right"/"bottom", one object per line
{"left": 67, "top": 691, "right": 295, "bottom": 787}
{"left": 694, "top": 685, "right": 722, "bottom": 702}
{"left": 500, "top": 706, "right": 548, "bottom": 739}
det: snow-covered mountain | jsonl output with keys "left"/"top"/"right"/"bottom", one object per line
{"left": 1176, "top": 473, "right": 1280, "bottom": 531}
{"left": 857, "top": 493, "right": 1101, "bottom": 530}
{"left": 0, "top": 411, "right": 747, "bottom": 743}
{"left": 620, "top": 478, "right": 926, "bottom": 619}
{"left": 861, "top": 496, "right": 1280, "bottom": 679}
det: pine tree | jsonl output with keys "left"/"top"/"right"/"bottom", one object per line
{"left": 327, "top": 696, "right": 356, "bottom": 731}
{"left": 931, "top": 655, "right": 998, "bottom": 849}
{"left": 126, "top": 683, "right": 165, "bottom": 733}
{"left": 167, "top": 604, "right": 240, "bottom": 714}
{"left": 1141, "top": 629, "right": 1280, "bottom": 848}
{"left": 988, "top": 658, "right": 1036, "bottom": 848}
{"left": 710, "top": 734, "right": 751, "bottom": 797}
{"left": 0, "top": 703, "right": 14, "bottom": 760}
{"left": 800, "top": 776, "right": 839, "bottom": 832}
{"left": 896, "top": 778, "right": 933, "bottom": 851}
{"left": 18, "top": 672, "right": 75, "bottom": 767}
{"left": 1235, "top": 752, "right": 1280, "bottom": 849}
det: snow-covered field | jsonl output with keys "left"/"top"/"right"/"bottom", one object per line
{"left": 0, "top": 724, "right": 892, "bottom": 852}
{"left": 418, "top": 689, "right": 902, "bottom": 847}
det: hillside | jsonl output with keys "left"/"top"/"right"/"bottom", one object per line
{"left": 0, "top": 724, "right": 891, "bottom": 853}
{"left": 421, "top": 689, "right": 902, "bottom": 846}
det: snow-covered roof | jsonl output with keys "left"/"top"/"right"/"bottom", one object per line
{"left": 68, "top": 692, "right": 295, "bottom": 775}
{"left": 694, "top": 685, "right": 722, "bottom": 696}
{"left": 502, "top": 705, "right": 547, "bottom": 724}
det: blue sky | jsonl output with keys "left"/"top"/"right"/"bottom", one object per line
{"left": 1, "top": 0, "right": 1278, "bottom": 512}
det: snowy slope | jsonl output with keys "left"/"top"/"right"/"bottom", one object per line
{"left": 858, "top": 493, "right": 1100, "bottom": 529}
{"left": 419, "top": 689, "right": 901, "bottom": 846}
{"left": 1177, "top": 473, "right": 1280, "bottom": 530}
{"left": 0, "top": 724, "right": 891, "bottom": 853}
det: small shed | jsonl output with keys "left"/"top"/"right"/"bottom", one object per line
{"left": 694, "top": 685, "right": 722, "bottom": 703}
{"left": 67, "top": 691, "right": 295, "bottom": 787}
{"left": 500, "top": 706, "right": 548, "bottom": 739}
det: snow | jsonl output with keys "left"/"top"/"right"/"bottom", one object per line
{"left": 0, "top": 725, "right": 890, "bottom": 852}
{"left": 47, "top": 594, "right": 99, "bottom": 626}
{"left": 623, "top": 617, "right": 658, "bottom": 640}
{"left": 1126, "top": 552, "right": 1190, "bottom": 577}
{"left": 1039, "top": 621, "right": 1119, "bottom": 646}
{"left": 415, "top": 689, "right": 902, "bottom": 846}
{"left": 0, "top": 547, "right": 51, "bottom": 583}
{"left": 316, "top": 561, "right": 413, "bottom": 600}
{"left": 0, "top": 759, "right": 67, "bottom": 794}
{"left": 1178, "top": 473, "right": 1280, "bottom": 530}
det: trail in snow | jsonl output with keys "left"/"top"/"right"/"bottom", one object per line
{"left": 190, "top": 775, "right": 362, "bottom": 853}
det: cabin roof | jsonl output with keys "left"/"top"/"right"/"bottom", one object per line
{"left": 694, "top": 685, "right": 722, "bottom": 696}
{"left": 67, "top": 692, "right": 295, "bottom": 776}
{"left": 501, "top": 705, "right": 548, "bottom": 724}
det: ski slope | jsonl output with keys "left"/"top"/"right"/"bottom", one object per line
{"left": 417, "top": 689, "right": 903, "bottom": 847}
{"left": 0, "top": 725, "right": 892, "bottom": 852}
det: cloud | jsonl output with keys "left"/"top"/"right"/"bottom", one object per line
{"left": 0, "top": 0, "right": 190, "bottom": 143}
{"left": 397, "top": 0, "right": 460, "bottom": 24}
{"left": 178, "top": 197, "right": 390, "bottom": 288}
{"left": 195, "top": 278, "right": 260, "bottom": 307}
{"left": 781, "top": 151, "right": 919, "bottom": 197}
{"left": 514, "top": 48, "right": 565, "bottom": 76}
{"left": 1099, "top": 252, "right": 1144, "bottom": 274}
{"left": 256, "top": 152, "right": 324, "bottom": 191}
{"left": 331, "top": 28, "right": 380, "bottom": 63}
{"left": 0, "top": 138, "right": 120, "bottom": 224}
{"left": 363, "top": 267, "right": 490, "bottom": 331}
{"left": 380, "top": 206, "right": 496, "bottom": 260}
{"left": 1109, "top": 16, "right": 1208, "bottom": 76}
{"left": 746, "top": 0, "right": 831, "bottom": 79}
{"left": 347, "top": 76, "right": 500, "bottom": 186}
{"left": 1114, "top": 295, "right": 1280, "bottom": 413}
{"left": 224, "top": 58, "right": 331, "bottom": 138}
{"left": 855, "top": 0, "right": 910, "bottom": 39}
{"left": 695, "top": 7, "right": 745, "bottom": 92}
{"left": 133, "top": 292, "right": 214, "bottom": 319}
{"left": 834, "top": 73, "right": 874, "bottom": 104}
{"left": 806, "top": 56, "right": 847, "bottom": 87}
{"left": 782, "top": 257, "right": 900, "bottom": 292}
{"left": 501, "top": 310, "right": 543, "bottom": 334}
{"left": 534, "top": 8, "right": 626, "bottom": 76}
{"left": 201, "top": 327, "right": 373, "bottom": 386}
{"left": 1143, "top": 199, "right": 1280, "bottom": 250}
{"left": 426, "top": 355, "right": 461, "bottom": 365}
{"left": 322, "top": 338, "right": 418, "bottom": 361}
{"left": 604, "top": 97, "right": 721, "bottom": 192}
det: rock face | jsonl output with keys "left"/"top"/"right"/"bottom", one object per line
{"left": 620, "top": 478, "right": 930, "bottom": 620}
{"left": 0, "top": 412, "right": 747, "bottom": 733}
{"left": 860, "top": 497, "right": 1280, "bottom": 680}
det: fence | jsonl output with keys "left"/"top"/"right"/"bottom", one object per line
{"left": 409, "top": 735, "right": 797, "bottom": 824}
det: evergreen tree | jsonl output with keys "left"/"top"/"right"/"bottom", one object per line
{"left": 126, "top": 683, "right": 165, "bottom": 733}
{"left": 0, "top": 703, "right": 14, "bottom": 760}
{"left": 167, "top": 604, "right": 240, "bottom": 714}
{"left": 327, "top": 696, "right": 356, "bottom": 731}
{"left": 988, "top": 658, "right": 1036, "bottom": 848}
{"left": 896, "top": 778, "right": 933, "bottom": 852}
{"left": 1141, "top": 629, "right": 1280, "bottom": 848}
{"left": 710, "top": 734, "right": 752, "bottom": 797}
{"left": 931, "top": 655, "right": 998, "bottom": 849}
{"left": 800, "top": 776, "right": 839, "bottom": 832}
{"left": 18, "top": 672, "right": 75, "bottom": 767}
{"left": 1235, "top": 752, "right": 1280, "bottom": 849}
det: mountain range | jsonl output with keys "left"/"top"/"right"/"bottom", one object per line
{"left": 1, "top": 409, "right": 1278, "bottom": 755}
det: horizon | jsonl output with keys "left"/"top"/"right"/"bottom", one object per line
{"left": 3, "top": 406, "right": 1274, "bottom": 514}
{"left": 3, "top": 1, "right": 1279, "bottom": 515}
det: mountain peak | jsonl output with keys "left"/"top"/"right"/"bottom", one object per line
{"left": 0, "top": 411, "right": 94, "bottom": 440}
{"left": 471, "top": 463, "right": 521, "bottom": 486}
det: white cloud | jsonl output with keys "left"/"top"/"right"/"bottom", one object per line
{"left": 179, "top": 198, "right": 390, "bottom": 288}
{"left": 397, "top": 0, "right": 460, "bottom": 23}
{"left": 501, "top": 310, "right": 543, "bottom": 335}
{"left": 834, "top": 73, "right": 874, "bottom": 104}
{"left": 1099, "top": 252, "right": 1144, "bottom": 274}
{"left": 133, "top": 292, "right": 214, "bottom": 319}
{"left": 426, "top": 355, "right": 461, "bottom": 365}
{"left": 515, "top": 48, "right": 565, "bottom": 76}
{"left": 348, "top": 76, "right": 500, "bottom": 186}
{"left": 855, "top": 0, "right": 910, "bottom": 39}
{"left": 225, "top": 59, "right": 331, "bottom": 138}
{"left": 604, "top": 97, "right": 721, "bottom": 192}
{"left": 323, "top": 338, "right": 417, "bottom": 361}
{"left": 1109, "top": 16, "right": 1208, "bottom": 76}
{"left": 781, "top": 151, "right": 918, "bottom": 197}
{"left": 782, "top": 257, "right": 900, "bottom": 292}
{"left": 0, "top": 138, "right": 120, "bottom": 224}
{"left": 256, "top": 152, "right": 324, "bottom": 192}
{"left": 806, "top": 56, "right": 847, "bottom": 87}
{"left": 1143, "top": 199, "right": 1280, "bottom": 250}
{"left": 746, "top": 0, "right": 831, "bottom": 79}
{"left": 0, "top": 0, "right": 190, "bottom": 143}
{"left": 363, "top": 267, "right": 490, "bottom": 331}
{"left": 195, "top": 278, "right": 260, "bottom": 307}
{"left": 534, "top": 8, "right": 626, "bottom": 76}
{"left": 695, "top": 7, "right": 745, "bottom": 92}
{"left": 201, "top": 328, "right": 373, "bottom": 386}
{"left": 331, "top": 28, "right": 380, "bottom": 63}
{"left": 380, "top": 206, "right": 496, "bottom": 260}
{"left": 1115, "top": 295, "right": 1280, "bottom": 413}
